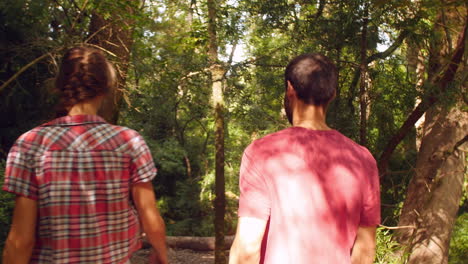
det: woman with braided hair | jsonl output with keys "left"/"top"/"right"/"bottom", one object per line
{"left": 2, "top": 46, "right": 167, "bottom": 264}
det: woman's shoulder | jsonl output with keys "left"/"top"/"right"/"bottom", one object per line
{"left": 107, "top": 125, "right": 150, "bottom": 150}
{"left": 15, "top": 125, "right": 48, "bottom": 145}
{"left": 109, "top": 125, "right": 144, "bottom": 139}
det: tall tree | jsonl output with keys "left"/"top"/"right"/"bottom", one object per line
{"left": 207, "top": 0, "right": 227, "bottom": 262}
{"left": 396, "top": 3, "right": 467, "bottom": 262}
{"left": 87, "top": 1, "right": 138, "bottom": 124}
{"left": 359, "top": 1, "right": 370, "bottom": 146}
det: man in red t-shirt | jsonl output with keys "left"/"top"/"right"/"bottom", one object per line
{"left": 229, "top": 53, "right": 380, "bottom": 264}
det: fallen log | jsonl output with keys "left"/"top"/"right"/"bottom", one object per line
{"left": 142, "top": 236, "right": 235, "bottom": 251}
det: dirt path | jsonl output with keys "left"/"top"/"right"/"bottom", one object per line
{"left": 131, "top": 248, "right": 225, "bottom": 264}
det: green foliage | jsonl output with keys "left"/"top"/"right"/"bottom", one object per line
{"left": 161, "top": 179, "right": 214, "bottom": 236}
{"left": 374, "top": 228, "right": 407, "bottom": 264}
{"left": 449, "top": 213, "right": 468, "bottom": 264}
{"left": 0, "top": 161, "right": 15, "bottom": 254}
{"left": 0, "top": 1, "right": 60, "bottom": 158}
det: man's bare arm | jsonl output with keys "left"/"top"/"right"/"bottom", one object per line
{"left": 351, "top": 226, "right": 377, "bottom": 264}
{"left": 3, "top": 196, "right": 38, "bottom": 264}
{"left": 229, "top": 217, "right": 268, "bottom": 264}
{"left": 132, "top": 182, "right": 168, "bottom": 264}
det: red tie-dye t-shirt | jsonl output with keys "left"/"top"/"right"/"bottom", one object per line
{"left": 238, "top": 127, "right": 380, "bottom": 264}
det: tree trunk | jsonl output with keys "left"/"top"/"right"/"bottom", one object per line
{"left": 87, "top": 4, "right": 136, "bottom": 124}
{"left": 207, "top": 0, "right": 227, "bottom": 263}
{"left": 396, "top": 102, "right": 467, "bottom": 263}
{"left": 406, "top": 39, "right": 426, "bottom": 150}
{"left": 359, "top": 2, "right": 369, "bottom": 146}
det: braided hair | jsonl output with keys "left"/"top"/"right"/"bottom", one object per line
{"left": 55, "top": 46, "right": 116, "bottom": 110}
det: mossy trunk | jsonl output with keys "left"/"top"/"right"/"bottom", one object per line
{"left": 207, "top": 0, "right": 227, "bottom": 263}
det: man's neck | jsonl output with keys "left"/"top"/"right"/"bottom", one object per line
{"left": 292, "top": 102, "right": 332, "bottom": 131}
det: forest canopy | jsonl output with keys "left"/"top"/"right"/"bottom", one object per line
{"left": 0, "top": 0, "right": 467, "bottom": 263}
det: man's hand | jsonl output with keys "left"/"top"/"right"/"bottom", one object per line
{"left": 2, "top": 196, "right": 38, "bottom": 264}
{"left": 229, "top": 217, "right": 268, "bottom": 264}
{"left": 351, "top": 226, "right": 377, "bottom": 264}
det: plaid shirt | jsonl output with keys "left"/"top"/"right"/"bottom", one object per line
{"left": 3, "top": 115, "right": 156, "bottom": 264}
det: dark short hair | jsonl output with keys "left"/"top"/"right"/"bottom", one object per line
{"left": 285, "top": 53, "right": 337, "bottom": 106}
{"left": 55, "top": 46, "right": 116, "bottom": 108}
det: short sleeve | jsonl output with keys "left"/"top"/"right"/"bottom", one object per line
{"left": 130, "top": 135, "right": 157, "bottom": 184}
{"left": 359, "top": 155, "right": 381, "bottom": 226}
{"left": 3, "top": 140, "right": 39, "bottom": 200}
{"left": 238, "top": 144, "right": 271, "bottom": 220}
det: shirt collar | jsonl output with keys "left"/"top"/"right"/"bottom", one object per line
{"left": 42, "top": 115, "right": 107, "bottom": 127}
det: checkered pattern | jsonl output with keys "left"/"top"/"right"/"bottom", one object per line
{"left": 3, "top": 115, "right": 157, "bottom": 264}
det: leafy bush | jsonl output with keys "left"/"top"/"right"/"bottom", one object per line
{"left": 162, "top": 179, "right": 214, "bottom": 237}
{"left": 449, "top": 213, "right": 468, "bottom": 264}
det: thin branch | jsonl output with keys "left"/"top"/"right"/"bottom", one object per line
{"left": 441, "top": 9, "right": 454, "bottom": 52}
{"left": 85, "top": 43, "right": 118, "bottom": 57}
{"left": 367, "top": 30, "right": 411, "bottom": 62}
{"left": 444, "top": 134, "right": 468, "bottom": 158}
{"left": 227, "top": 40, "right": 238, "bottom": 67}
{"left": 84, "top": 24, "right": 111, "bottom": 43}
{"left": 69, "top": 0, "right": 81, "bottom": 11}
{"left": 336, "top": 60, "right": 360, "bottom": 68}
{"left": 381, "top": 203, "right": 399, "bottom": 208}
{"left": 181, "top": 116, "right": 198, "bottom": 135}
{"left": 0, "top": 52, "right": 53, "bottom": 94}
{"left": 179, "top": 70, "right": 210, "bottom": 84}
{"left": 117, "top": 35, "right": 130, "bottom": 54}
{"left": 70, "top": 0, "right": 89, "bottom": 31}
{"left": 104, "top": 40, "right": 120, "bottom": 48}
{"left": 252, "top": 63, "right": 285, "bottom": 68}
{"left": 310, "top": 0, "right": 325, "bottom": 20}
{"left": 53, "top": 0, "right": 73, "bottom": 26}
{"left": 380, "top": 225, "right": 416, "bottom": 230}
{"left": 348, "top": 29, "right": 412, "bottom": 114}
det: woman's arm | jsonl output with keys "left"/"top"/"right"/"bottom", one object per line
{"left": 3, "top": 196, "right": 38, "bottom": 264}
{"left": 132, "top": 182, "right": 167, "bottom": 264}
